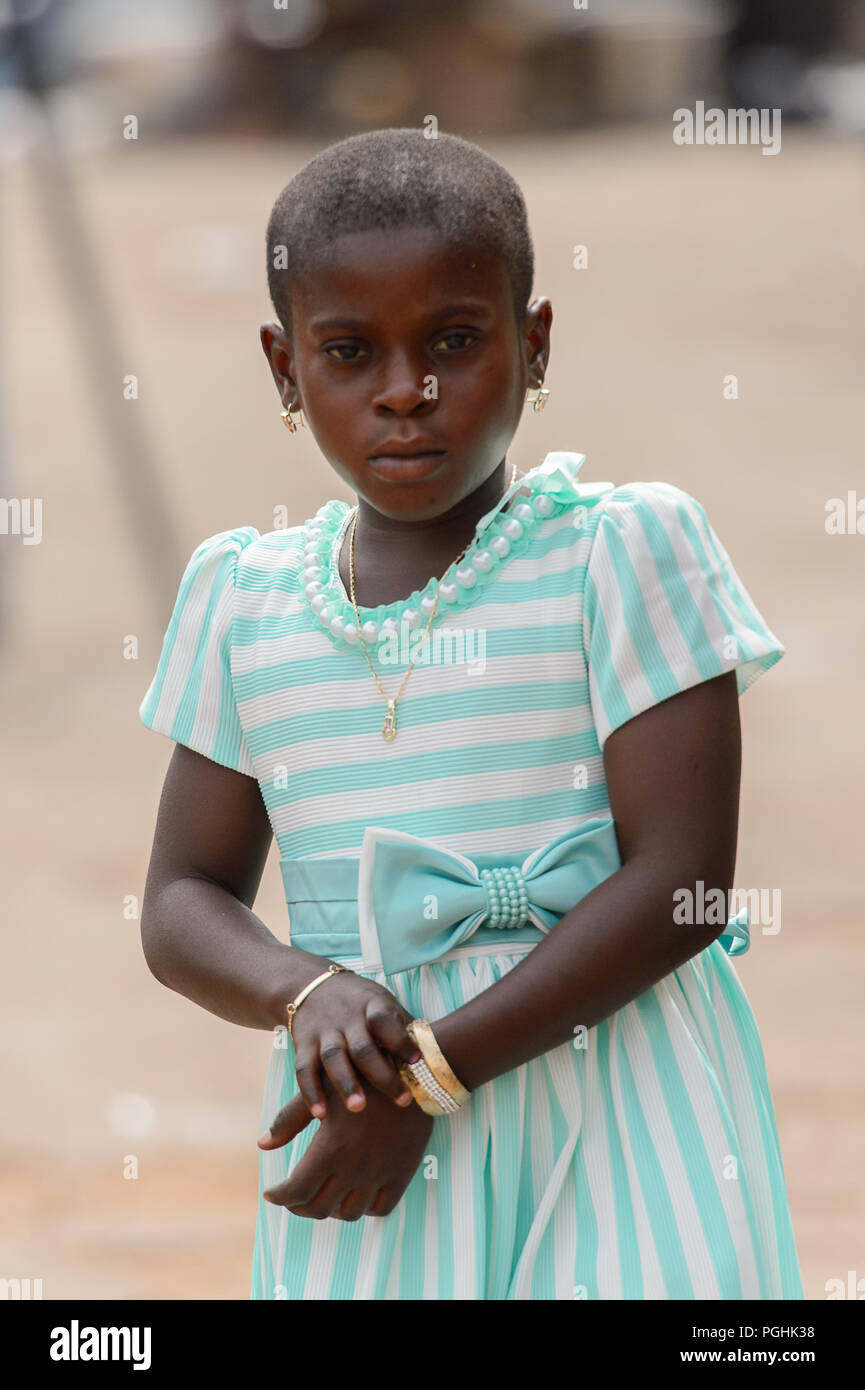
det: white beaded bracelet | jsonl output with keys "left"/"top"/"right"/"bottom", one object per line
{"left": 404, "top": 1055, "right": 461, "bottom": 1114}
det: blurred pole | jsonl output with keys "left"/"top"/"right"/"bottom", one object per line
{"left": 7, "top": 0, "right": 184, "bottom": 618}
{"left": 0, "top": 308, "right": 7, "bottom": 642}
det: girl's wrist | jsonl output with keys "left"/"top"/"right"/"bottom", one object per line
{"left": 265, "top": 949, "right": 345, "bottom": 1032}
{"left": 425, "top": 1014, "right": 478, "bottom": 1094}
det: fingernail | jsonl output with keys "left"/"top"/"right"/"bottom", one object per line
{"left": 396, "top": 1091, "right": 413, "bottom": 1106}
{"left": 347, "top": 1093, "right": 365, "bottom": 1110}
{"left": 257, "top": 1130, "right": 272, "bottom": 1145}
{"left": 311, "top": 1103, "right": 326, "bottom": 1118}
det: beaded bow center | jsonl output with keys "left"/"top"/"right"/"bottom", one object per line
{"left": 479, "top": 865, "right": 530, "bottom": 929}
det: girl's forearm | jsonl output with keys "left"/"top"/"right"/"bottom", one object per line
{"left": 141, "top": 874, "right": 335, "bottom": 1031}
{"left": 430, "top": 855, "right": 730, "bottom": 1093}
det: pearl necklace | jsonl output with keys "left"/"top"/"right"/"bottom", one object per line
{"left": 303, "top": 473, "right": 561, "bottom": 649}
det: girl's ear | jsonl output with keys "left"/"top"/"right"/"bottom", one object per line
{"left": 523, "top": 296, "right": 552, "bottom": 380}
{"left": 260, "top": 322, "right": 297, "bottom": 398}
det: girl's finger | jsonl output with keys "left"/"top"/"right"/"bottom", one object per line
{"left": 366, "top": 1007, "right": 424, "bottom": 1065}
{"left": 257, "top": 1092, "right": 313, "bottom": 1149}
{"left": 343, "top": 1029, "right": 414, "bottom": 1107}
{"left": 265, "top": 1158, "right": 340, "bottom": 1215}
{"left": 281, "top": 1172, "right": 348, "bottom": 1222}
{"left": 335, "top": 1186, "right": 378, "bottom": 1222}
{"left": 369, "top": 1186, "right": 397, "bottom": 1218}
{"left": 292, "top": 1044, "right": 329, "bottom": 1119}
{"left": 263, "top": 1172, "right": 321, "bottom": 1209}
{"left": 318, "top": 1032, "right": 367, "bottom": 1112}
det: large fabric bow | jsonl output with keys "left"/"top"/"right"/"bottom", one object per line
{"left": 357, "top": 816, "right": 750, "bottom": 976}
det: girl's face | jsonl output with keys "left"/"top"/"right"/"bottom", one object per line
{"left": 260, "top": 225, "right": 551, "bottom": 522}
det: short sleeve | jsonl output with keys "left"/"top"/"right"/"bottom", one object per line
{"left": 138, "top": 526, "right": 260, "bottom": 774}
{"left": 582, "top": 481, "right": 785, "bottom": 748}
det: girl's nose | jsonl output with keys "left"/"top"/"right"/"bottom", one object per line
{"left": 370, "top": 358, "right": 432, "bottom": 414}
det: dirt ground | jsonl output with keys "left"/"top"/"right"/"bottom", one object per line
{"left": 2, "top": 126, "right": 863, "bottom": 1300}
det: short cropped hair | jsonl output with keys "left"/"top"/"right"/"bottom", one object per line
{"left": 265, "top": 127, "right": 534, "bottom": 336}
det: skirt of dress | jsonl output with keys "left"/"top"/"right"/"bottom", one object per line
{"left": 251, "top": 941, "right": 803, "bottom": 1300}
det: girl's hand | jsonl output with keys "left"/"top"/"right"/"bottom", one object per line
{"left": 288, "top": 968, "right": 421, "bottom": 1118}
{"left": 258, "top": 1077, "right": 434, "bottom": 1221}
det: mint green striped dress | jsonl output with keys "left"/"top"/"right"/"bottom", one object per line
{"left": 138, "top": 451, "right": 803, "bottom": 1300}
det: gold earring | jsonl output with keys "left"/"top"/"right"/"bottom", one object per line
{"left": 280, "top": 406, "right": 306, "bottom": 433}
{"left": 526, "top": 386, "right": 550, "bottom": 413}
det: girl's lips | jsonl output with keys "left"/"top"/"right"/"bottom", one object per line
{"left": 367, "top": 451, "right": 447, "bottom": 481}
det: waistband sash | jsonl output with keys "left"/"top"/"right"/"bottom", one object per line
{"left": 280, "top": 817, "right": 750, "bottom": 976}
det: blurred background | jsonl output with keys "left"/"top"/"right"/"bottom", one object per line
{"left": 1, "top": 0, "right": 863, "bottom": 1300}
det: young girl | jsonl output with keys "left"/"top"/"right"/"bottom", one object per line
{"left": 138, "top": 128, "right": 803, "bottom": 1301}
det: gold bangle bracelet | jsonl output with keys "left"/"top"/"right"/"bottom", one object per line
{"left": 285, "top": 962, "right": 349, "bottom": 1042}
{"left": 407, "top": 1018, "right": 470, "bottom": 1107}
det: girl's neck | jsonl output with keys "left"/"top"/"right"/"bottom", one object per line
{"left": 338, "top": 460, "right": 525, "bottom": 609}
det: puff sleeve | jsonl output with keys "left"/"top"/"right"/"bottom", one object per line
{"left": 138, "top": 526, "right": 260, "bottom": 775}
{"left": 582, "top": 482, "right": 785, "bottom": 748}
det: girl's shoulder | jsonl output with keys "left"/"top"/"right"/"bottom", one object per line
{"left": 579, "top": 477, "right": 731, "bottom": 581}
{"left": 164, "top": 521, "right": 312, "bottom": 617}
{"left": 579, "top": 475, "right": 785, "bottom": 746}
{"left": 583, "top": 477, "right": 712, "bottom": 536}
{"left": 234, "top": 520, "right": 308, "bottom": 570}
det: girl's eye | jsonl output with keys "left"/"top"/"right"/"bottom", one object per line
{"left": 322, "top": 332, "right": 478, "bottom": 360}
{"left": 323, "top": 344, "right": 369, "bottom": 361}
{"left": 432, "top": 330, "right": 478, "bottom": 351}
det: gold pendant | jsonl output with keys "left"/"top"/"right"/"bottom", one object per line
{"left": 382, "top": 699, "right": 397, "bottom": 741}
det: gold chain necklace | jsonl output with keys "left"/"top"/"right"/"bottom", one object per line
{"left": 349, "top": 463, "right": 518, "bottom": 740}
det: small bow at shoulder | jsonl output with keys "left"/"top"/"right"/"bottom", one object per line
{"left": 474, "top": 451, "right": 616, "bottom": 537}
